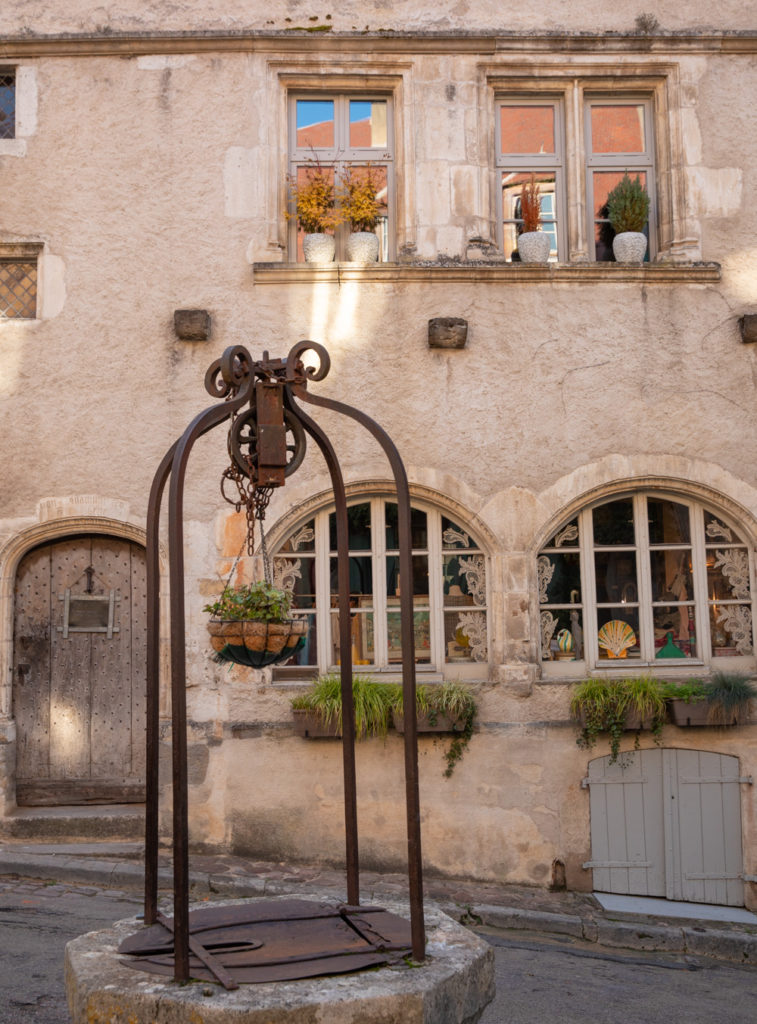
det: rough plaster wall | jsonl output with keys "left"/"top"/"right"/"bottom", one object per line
{"left": 3, "top": 1, "right": 757, "bottom": 34}
{"left": 2, "top": 21, "right": 757, "bottom": 885}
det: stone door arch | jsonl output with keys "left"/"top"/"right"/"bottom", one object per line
{"left": 12, "top": 534, "right": 146, "bottom": 805}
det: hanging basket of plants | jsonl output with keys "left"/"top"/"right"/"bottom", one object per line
{"left": 205, "top": 581, "right": 308, "bottom": 668}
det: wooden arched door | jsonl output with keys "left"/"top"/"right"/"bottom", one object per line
{"left": 12, "top": 535, "right": 146, "bottom": 805}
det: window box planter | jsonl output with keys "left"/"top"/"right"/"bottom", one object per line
{"left": 667, "top": 699, "right": 711, "bottom": 727}
{"left": 391, "top": 710, "right": 463, "bottom": 734}
{"left": 291, "top": 708, "right": 341, "bottom": 739}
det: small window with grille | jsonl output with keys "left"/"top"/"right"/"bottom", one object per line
{"left": 0, "top": 258, "right": 37, "bottom": 319}
{"left": 0, "top": 72, "right": 15, "bottom": 140}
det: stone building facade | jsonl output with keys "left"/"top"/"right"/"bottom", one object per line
{"left": 1, "top": 3, "right": 756, "bottom": 908}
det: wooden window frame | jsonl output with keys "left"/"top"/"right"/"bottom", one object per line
{"left": 539, "top": 492, "right": 756, "bottom": 676}
{"left": 287, "top": 92, "right": 396, "bottom": 262}
{"left": 274, "top": 497, "right": 488, "bottom": 679}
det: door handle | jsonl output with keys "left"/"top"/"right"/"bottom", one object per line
{"left": 17, "top": 663, "right": 30, "bottom": 683}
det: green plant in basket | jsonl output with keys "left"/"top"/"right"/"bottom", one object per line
{"left": 204, "top": 580, "right": 306, "bottom": 668}
{"left": 204, "top": 580, "right": 293, "bottom": 622}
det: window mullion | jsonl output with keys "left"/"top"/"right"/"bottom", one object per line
{"left": 581, "top": 507, "right": 599, "bottom": 668}
{"left": 427, "top": 509, "right": 443, "bottom": 672}
{"left": 690, "top": 503, "right": 710, "bottom": 664}
{"left": 634, "top": 493, "right": 655, "bottom": 661}
{"left": 373, "top": 497, "right": 388, "bottom": 669}
{"left": 315, "top": 509, "right": 331, "bottom": 673}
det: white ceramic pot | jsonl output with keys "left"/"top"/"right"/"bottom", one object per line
{"left": 303, "top": 233, "right": 335, "bottom": 263}
{"left": 346, "top": 231, "right": 380, "bottom": 263}
{"left": 612, "top": 231, "right": 647, "bottom": 263}
{"left": 517, "top": 231, "right": 551, "bottom": 264}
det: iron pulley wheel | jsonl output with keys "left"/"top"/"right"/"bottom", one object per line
{"left": 229, "top": 405, "right": 306, "bottom": 481}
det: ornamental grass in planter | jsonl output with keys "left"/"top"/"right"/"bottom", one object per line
{"left": 571, "top": 676, "right": 666, "bottom": 764}
{"left": 204, "top": 580, "right": 307, "bottom": 668}
{"left": 391, "top": 681, "right": 478, "bottom": 777}
{"left": 664, "top": 673, "right": 756, "bottom": 727}
{"left": 291, "top": 674, "right": 394, "bottom": 739}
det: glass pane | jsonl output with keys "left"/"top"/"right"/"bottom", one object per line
{"left": 330, "top": 555, "right": 372, "bottom": 598}
{"left": 541, "top": 607, "right": 583, "bottom": 661}
{"left": 593, "top": 171, "right": 648, "bottom": 262}
{"left": 704, "top": 511, "right": 743, "bottom": 544}
{"left": 654, "top": 606, "right": 697, "bottom": 659}
{"left": 443, "top": 554, "right": 486, "bottom": 607}
{"left": 294, "top": 163, "right": 336, "bottom": 261}
{"left": 648, "top": 499, "right": 690, "bottom": 545}
{"left": 502, "top": 171, "right": 558, "bottom": 258}
{"left": 444, "top": 610, "right": 487, "bottom": 663}
{"left": 595, "top": 551, "right": 637, "bottom": 605}
{"left": 441, "top": 517, "right": 474, "bottom": 549}
{"left": 650, "top": 549, "right": 693, "bottom": 602}
{"left": 385, "top": 503, "right": 428, "bottom": 549}
{"left": 329, "top": 502, "right": 371, "bottom": 551}
{"left": 590, "top": 104, "right": 645, "bottom": 153}
{"left": 597, "top": 609, "right": 640, "bottom": 660}
{"left": 288, "top": 611, "right": 318, "bottom": 666}
{"left": 710, "top": 604, "right": 753, "bottom": 657}
{"left": 387, "top": 610, "right": 431, "bottom": 664}
{"left": 349, "top": 100, "right": 387, "bottom": 148}
{"left": 546, "top": 519, "right": 579, "bottom": 549}
{"left": 278, "top": 519, "right": 316, "bottom": 553}
{"left": 593, "top": 499, "right": 635, "bottom": 546}
{"left": 0, "top": 73, "right": 14, "bottom": 140}
{"left": 332, "top": 610, "right": 375, "bottom": 665}
{"left": 499, "top": 105, "right": 555, "bottom": 154}
{"left": 538, "top": 552, "right": 581, "bottom": 605}
{"left": 296, "top": 99, "right": 334, "bottom": 148}
{"left": 386, "top": 555, "right": 429, "bottom": 601}
{"left": 274, "top": 555, "right": 316, "bottom": 609}
{"left": 707, "top": 548, "right": 751, "bottom": 602}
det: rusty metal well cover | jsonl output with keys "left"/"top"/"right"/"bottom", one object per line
{"left": 118, "top": 899, "right": 412, "bottom": 988}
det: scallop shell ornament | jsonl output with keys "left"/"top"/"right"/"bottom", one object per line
{"left": 597, "top": 619, "right": 636, "bottom": 658}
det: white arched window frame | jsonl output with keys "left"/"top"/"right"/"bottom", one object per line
{"left": 272, "top": 496, "right": 489, "bottom": 679}
{"left": 538, "top": 492, "right": 756, "bottom": 676}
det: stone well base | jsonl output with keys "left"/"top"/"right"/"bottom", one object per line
{"left": 65, "top": 895, "right": 495, "bottom": 1024}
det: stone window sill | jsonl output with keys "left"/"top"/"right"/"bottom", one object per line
{"left": 251, "top": 261, "right": 721, "bottom": 284}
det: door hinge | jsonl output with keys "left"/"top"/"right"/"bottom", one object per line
{"left": 680, "top": 776, "right": 753, "bottom": 785}
{"left": 581, "top": 776, "right": 647, "bottom": 788}
{"left": 582, "top": 860, "right": 652, "bottom": 869}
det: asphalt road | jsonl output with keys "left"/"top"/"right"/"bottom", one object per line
{"left": 1, "top": 879, "right": 757, "bottom": 1023}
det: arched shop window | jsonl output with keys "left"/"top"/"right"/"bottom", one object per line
{"left": 273, "top": 498, "right": 488, "bottom": 676}
{"left": 538, "top": 494, "right": 755, "bottom": 669}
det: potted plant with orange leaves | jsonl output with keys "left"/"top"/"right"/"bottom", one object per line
{"left": 516, "top": 175, "right": 551, "bottom": 264}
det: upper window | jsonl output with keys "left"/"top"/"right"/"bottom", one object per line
{"left": 587, "top": 99, "right": 655, "bottom": 262}
{"left": 273, "top": 498, "right": 488, "bottom": 676}
{"left": 497, "top": 100, "right": 564, "bottom": 262}
{"left": 288, "top": 95, "right": 394, "bottom": 261}
{"left": 496, "top": 91, "right": 657, "bottom": 263}
{"left": 538, "top": 494, "right": 754, "bottom": 670}
{"left": 0, "top": 71, "right": 14, "bottom": 140}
